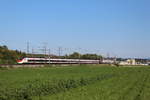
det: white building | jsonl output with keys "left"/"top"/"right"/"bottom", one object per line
{"left": 119, "top": 59, "right": 136, "bottom": 65}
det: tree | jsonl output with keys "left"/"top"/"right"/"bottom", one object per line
{"left": 82, "top": 54, "right": 102, "bottom": 60}
{"left": 68, "top": 52, "right": 81, "bottom": 59}
{"left": 62, "top": 52, "right": 103, "bottom": 60}
{"left": 0, "top": 45, "right": 26, "bottom": 64}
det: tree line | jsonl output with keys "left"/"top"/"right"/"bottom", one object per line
{"left": 0, "top": 45, "right": 26, "bottom": 64}
{"left": 0, "top": 45, "right": 103, "bottom": 64}
{"left": 61, "top": 52, "right": 102, "bottom": 60}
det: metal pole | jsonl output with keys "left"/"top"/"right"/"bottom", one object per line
{"left": 58, "top": 47, "right": 62, "bottom": 58}
{"left": 32, "top": 47, "right": 34, "bottom": 57}
{"left": 27, "top": 42, "right": 30, "bottom": 54}
{"left": 48, "top": 49, "right": 51, "bottom": 64}
{"left": 78, "top": 48, "right": 81, "bottom": 65}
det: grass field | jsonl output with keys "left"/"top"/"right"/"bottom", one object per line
{"left": 0, "top": 65, "right": 150, "bottom": 100}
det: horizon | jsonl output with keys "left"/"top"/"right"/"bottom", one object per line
{"left": 0, "top": 0, "right": 150, "bottom": 58}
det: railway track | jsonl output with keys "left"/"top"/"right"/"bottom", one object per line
{"left": 0, "top": 63, "right": 101, "bottom": 68}
{"left": 0, "top": 64, "right": 46, "bottom": 68}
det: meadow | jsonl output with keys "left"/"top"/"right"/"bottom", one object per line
{"left": 0, "top": 65, "right": 150, "bottom": 100}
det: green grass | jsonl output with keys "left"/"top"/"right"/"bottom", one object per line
{"left": 0, "top": 65, "right": 150, "bottom": 100}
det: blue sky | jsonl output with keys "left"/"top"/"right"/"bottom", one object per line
{"left": 0, "top": 0, "right": 150, "bottom": 58}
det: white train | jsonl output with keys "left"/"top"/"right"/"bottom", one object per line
{"left": 17, "top": 57, "right": 101, "bottom": 64}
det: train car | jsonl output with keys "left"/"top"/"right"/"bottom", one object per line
{"left": 17, "top": 57, "right": 101, "bottom": 64}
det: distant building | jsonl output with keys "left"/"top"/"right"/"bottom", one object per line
{"left": 103, "top": 58, "right": 149, "bottom": 66}
{"left": 147, "top": 61, "right": 150, "bottom": 65}
{"left": 119, "top": 59, "right": 136, "bottom": 65}
{"left": 119, "top": 59, "right": 150, "bottom": 66}
{"left": 127, "top": 59, "right": 136, "bottom": 65}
